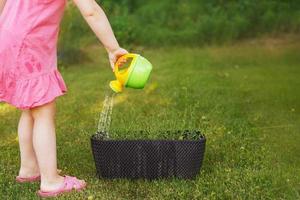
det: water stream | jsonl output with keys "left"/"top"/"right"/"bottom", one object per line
{"left": 96, "top": 91, "right": 115, "bottom": 139}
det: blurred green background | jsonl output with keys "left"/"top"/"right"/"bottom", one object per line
{"left": 1, "top": 1, "right": 300, "bottom": 199}
{"left": 58, "top": 0, "right": 300, "bottom": 64}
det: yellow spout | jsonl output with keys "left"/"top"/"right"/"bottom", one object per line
{"left": 109, "top": 80, "right": 123, "bottom": 93}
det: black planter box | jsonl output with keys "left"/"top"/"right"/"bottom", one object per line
{"left": 91, "top": 131, "right": 206, "bottom": 180}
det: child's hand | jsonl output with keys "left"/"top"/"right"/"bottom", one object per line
{"left": 108, "top": 48, "right": 128, "bottom": 71}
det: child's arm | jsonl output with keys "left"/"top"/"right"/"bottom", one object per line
{"left": 0, "top": 0, "right": 7, "bottom": 15}
{"left": 73, "top": 0, "right": 128, "bottom": 69}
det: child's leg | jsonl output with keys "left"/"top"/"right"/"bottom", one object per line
{"left": 31, "top": 100, "right": 64, "bottom": 190}
{"left": 18, "top": 110, "right": 39, "bottom": 177}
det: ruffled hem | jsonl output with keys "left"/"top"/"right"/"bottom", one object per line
{"left": 0, "top": 69, "right": 67, "bottom": 110}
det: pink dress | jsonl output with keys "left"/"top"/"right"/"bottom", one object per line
{"left": 0, "top": 0, "right": 67, "bottom": 110}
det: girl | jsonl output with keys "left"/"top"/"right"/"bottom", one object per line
{"left": 0, "top": 0, "right": 128, "bottom": 197}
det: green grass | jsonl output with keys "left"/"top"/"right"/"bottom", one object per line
{"left": 1, "top": 36, "right": 300, "bottom": 199}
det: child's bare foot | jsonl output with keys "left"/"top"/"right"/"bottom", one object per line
{"left": 18, "top": 166, "right": 40, "bottom": 178}
{"left": 40, "top": 175, "right": 65, "bottom": 192}
{"left": 18, "top": 168, "right": 62, "bottom": 178}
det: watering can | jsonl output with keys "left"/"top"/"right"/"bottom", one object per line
{"left": 110, "top": 53, "right": 152, "bottom": 93}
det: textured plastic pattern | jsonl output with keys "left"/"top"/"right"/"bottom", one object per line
{"left": 91, "top": 131, "right": 206, "bottom": 180}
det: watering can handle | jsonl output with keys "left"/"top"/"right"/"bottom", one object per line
{"left": 114, "top": 53, "right": 137, "bottom": 75}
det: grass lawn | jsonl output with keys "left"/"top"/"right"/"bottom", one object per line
{"left": 0, "top": 35, "right": 299, "bottom": 199}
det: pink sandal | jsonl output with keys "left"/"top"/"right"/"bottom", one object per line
{"left": 37, "top": 176, "right": 86, "bottom": 198}
{"left": 16, "top": 175, "right": 41, "bottom": 183}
